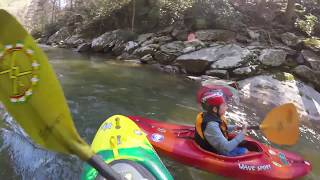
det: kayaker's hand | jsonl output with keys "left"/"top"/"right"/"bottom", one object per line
{"left": 242, "top": 125, "right": 248, "bottom": 135}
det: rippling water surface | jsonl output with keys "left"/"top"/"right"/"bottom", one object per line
{"left": 0, "top": 47, "right": 319, "bottom": 179}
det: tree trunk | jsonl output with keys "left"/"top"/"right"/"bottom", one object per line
{"left": 131, "top": 0, "right": 135, "bottom": 32}
{"left": 256, "top": 0, "right": 266, "bottom": 11}
{"left": 285, "top": 0, "right": 296, "bottom": 23}
{"left": 70, "top": 0, "right": 73, "bottom": 10}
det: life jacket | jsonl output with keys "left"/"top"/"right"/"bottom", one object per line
{"left": 194, "top": 112, "right": 228, "bottom": 152}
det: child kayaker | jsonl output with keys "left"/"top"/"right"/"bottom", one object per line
{"left": 194, "top": 89, "right": 248, "bottom": 156}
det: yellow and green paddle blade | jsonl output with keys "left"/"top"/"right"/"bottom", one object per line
{"left": 0, "top": 9, "right": 122, "bottom": 179}
{"left": 260, "top": 103, "right": 299, "bottom": 145}
{"left": 0, "top": 9, "right": 93, "bottom": 160}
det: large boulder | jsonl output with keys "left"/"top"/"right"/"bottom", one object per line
{"left": 137, "top": 33, "right": 155, "bottom": 45}
{"left": 239, "top": 74, "right": 320, "bottom": 122}
{"left": 47, "top": 27, "right": 70, "bottom": 45}
{"left": 176, "top": 47, "right": 220, "bottom": 74}
{"left": 205, "top": 69, "right": 229, "bottom": 79}
{"left": 141, "top": 36, "right": 173, "bottom": 47}
{"left": 210, "top": 44, "right": 251, "bottom": 69}
{"left": 133, "top": 44, "right": 159, "bottom": 57}
{"left": 183, "top": 40, "right": 206, "bottom": 53}
{"left": 76, "top": 43, "right": 91, "bottom": 52}
{"left": 140, "top": 54, "right": 156, "bottom": 64}
{"left": 91, "top": 30, "right": 137, "bottom": 54}
{"left": 258, "top": 49, "right": 287, "bottom": 66}
{"left": 195, "top": 30, "right": 236, "bottom": 42}
{"left": 64, "top": 35, "right": 86, "bottom": 48}
{"left": 233, "top": 65, "right": 258, "bottom": 76}
{"left": 154, "top": 51, "right": 176, "bottom": 64}
{"left": 154, "top": 41, "right": 185, "bottom": 64}
{"left": 280, "top": 32, "right": 302, "bottom": 47}
{"left": 160, "top": 41, "right": 185, "bottom": 56}
{"left": 301, "top": 50, "right": 320, "bottom": 71}
{"left": 293, "top": 65, "right": 320, "bottom": 91}
{"left": 176, "top": 44, "right": 250, "bottom": 74}
{"left": 91, "top": 32, "right": 111, "bottom": 52}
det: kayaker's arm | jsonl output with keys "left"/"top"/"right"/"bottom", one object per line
{"left": 204, "top": 122, "right": 245, "bottom": 153}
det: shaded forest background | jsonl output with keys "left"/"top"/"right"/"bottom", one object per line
{"left": 2, "top": 0, "right": 319, "bottom": 41}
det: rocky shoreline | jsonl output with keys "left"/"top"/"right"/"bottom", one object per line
{"left": 39, "top": 26, "right": 320, "bottom": 125}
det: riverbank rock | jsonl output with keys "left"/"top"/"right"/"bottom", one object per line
{"left": 176, "top": 47, "right": 219, "bottom": 74}
{"left": 233, "top": 66, "right": 258, "bottom": 76}
{"left": 239, "top": 74, "right": 320, "bottom": 122}
{"left": 293, "top": 65, "right": 320, "bottom": 91}
{"left": 210, "top": 44, "right": 251, "bottom": 69}
{"left": 195, "top": 30, "right": 236, "bottom": 42}
{"left": 141, "top": 36, "right": 173, "bottom": 47}
{"left": 137, "top": 33, "right": 155, "bottom": 45}
{"left": 47, "top": 27, "right": 70, "bottom": 45}
{"left": 205, "top": 69, "right": 229, "bottom": 79}
{"left": 301, "top": 50, "right": 320, "bottom": 71}
{"left": 280, "top": 32, "right": 301, "bottom": 47}
{"left": 64, "top": 35, "right": 85, "bottom": 48}
{"left": 91, "top": 30, "right": 137, "bottom": 53}
{"left": 133, "top": 44, "right": 159, "bottom": 57}
{"left": 124, "top": 41, "right": 139, "bottom": 54}
{"left": 140, "top": 54, "right": 156, "bottom": 64}
{"left": 176, "top": 44, "right": 250, "bottom": 74}
{"left": 159, "top": 41, "right": 185, "bottom": 56}
{"left": 258, "top": 49, "right": 287, "bottom": 66}
{"left": 76, "top": 43, "right": 91, "bottom": 52}
{"left": 154, "top": 51, "right": 176, "bottom": 64}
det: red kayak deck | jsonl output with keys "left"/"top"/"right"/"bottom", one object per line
{"left": 128, "top": 116, "right": 312, "bottom": 180}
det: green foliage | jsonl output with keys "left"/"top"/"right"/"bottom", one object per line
{"left": 295, "top": 14, "right": 318, "bottom": 36}
{"left": 158, "top": 0, "right": 194, "bottom": 25}
{"left": 184, "top": 0, "right": 243, "bottom": 30}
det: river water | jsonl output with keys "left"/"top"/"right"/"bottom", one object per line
{"left": 0, "top": 47, "right": 319, "bottom": 180}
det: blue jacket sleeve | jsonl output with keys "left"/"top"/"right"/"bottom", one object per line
{"left": 227, "top": 125, "right": 236, "bottom": 132}
{"left": 204, "top": 122, "right": 244, "bottom": 154}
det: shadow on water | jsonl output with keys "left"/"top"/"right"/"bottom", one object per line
{"left": 0, "top": 47, "right": 319, "bottom": 179}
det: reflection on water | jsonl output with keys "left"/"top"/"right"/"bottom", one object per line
{"left": 0, "top": 47, "right": 319, "bottom": 179}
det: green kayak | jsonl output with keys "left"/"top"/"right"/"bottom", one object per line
{"left": 81, "top": 115, "right": 173, "bottom": 180}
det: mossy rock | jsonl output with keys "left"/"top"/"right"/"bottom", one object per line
{"left": 272, "top": 72, "right": 295, "bottom": 81}
{"left": 303, "top": 37, "right": 320, "bottom": 51}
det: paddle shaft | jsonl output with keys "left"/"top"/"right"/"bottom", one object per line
{"left": 248, "top": 125, "right": 260, "bottom": 130}
{"left": 87, "top": 155, "right": 123, "bottom": 180}
{"left": 235, "top": 125, "right": 260, "bottom": 131}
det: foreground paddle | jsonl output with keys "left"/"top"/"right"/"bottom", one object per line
{"left": 248, "top": 103, "right": 299, "bottom": 145}
{"left": 0, "top": 9, "right": 121, "bottom": 179}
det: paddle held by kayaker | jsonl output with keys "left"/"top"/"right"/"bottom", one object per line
{"left": 195, "top": 88, "right": 248, "bottom": 156}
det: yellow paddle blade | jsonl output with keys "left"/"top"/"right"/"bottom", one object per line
{"left": 260, "top": 103, "right": 299, "bottom": 145}
{"left": 0, "top": 9, "right": 93, "bottom": 160}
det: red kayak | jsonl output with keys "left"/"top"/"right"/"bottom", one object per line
{"left": 128, "top": 116, "right": 312, "bottom": 180}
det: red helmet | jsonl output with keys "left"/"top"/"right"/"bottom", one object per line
{"left": 200, "top": 90, "right": 226, "bottom": 107}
